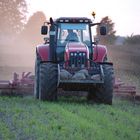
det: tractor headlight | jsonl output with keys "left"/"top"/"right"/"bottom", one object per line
{"left": 71, "top": 53, "right": 74, "bottom": 56}
{"left": 83, "top": 53, "right": 86, "bottom": 56}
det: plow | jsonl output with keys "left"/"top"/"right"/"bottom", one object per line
{"left": 0, "top": 72, "right": 139, "bottom": 102}
{"left": 0, "top": 72, "right": 34, "bottom": 95}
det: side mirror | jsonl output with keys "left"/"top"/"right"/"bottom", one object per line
{"left": 100, "top": 26, "right": 107, "bottom": 35}
{"left": 41, "top": 25, "right": 48, "bottom": 35}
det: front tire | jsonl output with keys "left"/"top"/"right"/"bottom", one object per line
{"left": 88, "top": 65, "right": 114, "bottom": 105}
{"left": 39, "top": 63, "right": 58, "bottom": 101}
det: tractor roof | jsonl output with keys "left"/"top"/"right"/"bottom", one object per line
{"left": 56, "top": 17, "right": 92, "bottom": 24}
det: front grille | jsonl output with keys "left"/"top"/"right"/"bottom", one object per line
{"left": 69, "top": 52, "right": 87, "bottom": 68}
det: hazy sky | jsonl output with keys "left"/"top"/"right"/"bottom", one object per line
{"left": 27, "top": 0, "right": 140, "bottom": 36}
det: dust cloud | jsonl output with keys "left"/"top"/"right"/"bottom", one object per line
{"left": 0, "top": 11, "right": 46, "bottom": 80}
{"left": 0, "top": 35, "right": 40, "bottom": 80}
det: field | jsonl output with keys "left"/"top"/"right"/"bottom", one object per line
{"left": 0, "top": 96, "right": 140, "bottom": 140}
{"left": 0, "top": 43, "right": 140, "bottom": 140}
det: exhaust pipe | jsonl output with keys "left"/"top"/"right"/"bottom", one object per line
{"left": 49, "top": 18, "right": 56, "bottom": 62}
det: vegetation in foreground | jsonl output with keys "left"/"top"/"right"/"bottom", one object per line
{"left": 0, "top": 96, "right": 139, "bottom": 140}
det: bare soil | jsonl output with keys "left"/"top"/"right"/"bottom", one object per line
{"left": 108, "top": 44, "right": 140, "bottom": 95}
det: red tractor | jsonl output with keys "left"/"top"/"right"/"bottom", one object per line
{"left": 35, "top": 17, "right": 114, "bottom": 104}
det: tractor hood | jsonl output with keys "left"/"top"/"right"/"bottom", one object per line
{"left": 65, "top": 42, "right": 89, "bottom": 61}
{"left": 66, "top": 42, "right": 88, "bottom": 52}
{"left": 64, "top": 42, "right": 89, "bottom": 68}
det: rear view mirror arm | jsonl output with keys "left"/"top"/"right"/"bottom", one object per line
{"left": 90, "top": 22, "right": 101, "bottom": 26}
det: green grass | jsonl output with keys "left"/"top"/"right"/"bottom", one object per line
{"left": 0, "top": 96, "right": 139, "bottom": 140}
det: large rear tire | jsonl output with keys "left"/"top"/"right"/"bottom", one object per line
{"left": 39, "top": 63, "right": 58, "bottom": 101}
{"left": 88, "top": 65, "right": 114, "bottom": 105}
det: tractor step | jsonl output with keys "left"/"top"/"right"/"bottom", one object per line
{"left": 60, "top": 79, "right": 104, "bottom": 84}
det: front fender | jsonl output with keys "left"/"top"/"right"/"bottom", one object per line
{"left": 93, "top": 45, "right": 107, "bottom": 62}
{"left": 36, "top": 44, "right": 50, "bottom": 61}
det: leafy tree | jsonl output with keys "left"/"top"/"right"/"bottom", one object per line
{"left": 125, "top": 34, "right": 140, "bottom": 44}
{"left": 0, "top": 0, "right": 27, "bottom": 35}
{"left": 21, "top": 11, "right": 46, "bottom": 45}
{"left": 96, "top": 16, "right": 116, "bottom": 44}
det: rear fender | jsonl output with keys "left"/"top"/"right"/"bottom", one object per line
{"left": 36, "top": 44, "right": 50, "bottom": 61}
{"left": 93, "top": 45, "right": 107, "bottom": 62}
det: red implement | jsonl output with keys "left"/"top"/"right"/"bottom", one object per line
{"left": 114, "top": 78, "right": 136, "bottom": 96}
{"left": 0, "top": 72, "right": 137, "bottom": 97}
{"left": 0, "top": 72, "right": 34, "bottom": 95}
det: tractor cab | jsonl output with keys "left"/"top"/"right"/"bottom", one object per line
{"left": 56, "top": 17, "right": 92, "bottom": 47}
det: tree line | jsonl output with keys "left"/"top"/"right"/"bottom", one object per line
{"left": 0, "top": 0, "right": 140, "bottom": 45}
{"left": 0, "top": 0, "right": 46, "bottom": 46}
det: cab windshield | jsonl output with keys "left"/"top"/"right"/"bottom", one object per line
{"left": 57, "top": 23, "right": 91, "bottom": 46}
